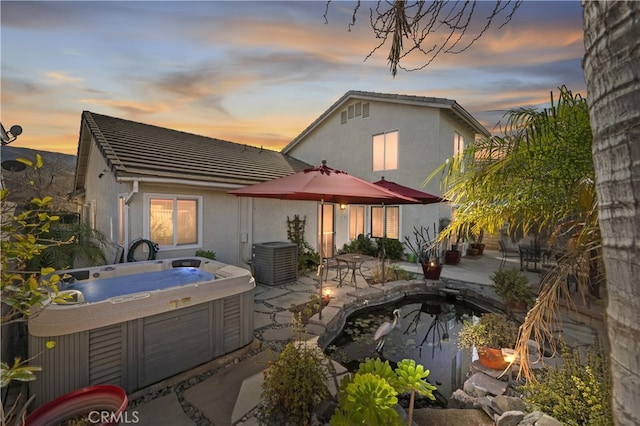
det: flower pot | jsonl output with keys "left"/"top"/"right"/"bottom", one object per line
{"left": 466, "top": 247, "right": 480, "bottom": 256}
{"left": 470, "top": 243, "right": 485, "bottom": 255}
{"left": 445, "top": 250, "right": 461, "bottom": 265}
{"left": 478, "top": 347, "right": 510, "bottom": 370}
{"left": 421, "top": 262, "right": 443, "bottom": 280}
{"left": 507, "top": 299, "right": 528, "bottom": 313}
{"left": 26, "top": 385, "right": 128, "bottom": 426}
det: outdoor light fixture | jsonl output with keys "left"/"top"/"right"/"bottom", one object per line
{"left": 323, "top": 288, "right": 332, "bottom": 305}
{"left": 1, "top": 122, "right": 23, "bottom": 146}
{"left": 340, "top": 203, "right": 347, "bottom": 211}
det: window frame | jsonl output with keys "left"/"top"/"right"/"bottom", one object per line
{"left": 370, "top": 205, "right": 400, "bottom": 240}
{"left": 143, "top": 193, "right": 203, "bottom": 249}
{"left": 372, "top": 130, "right": 399, "bottom": 171}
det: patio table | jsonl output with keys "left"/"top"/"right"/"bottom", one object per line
{"left": 334, "top": 254, "right": 375, "bottom": 289}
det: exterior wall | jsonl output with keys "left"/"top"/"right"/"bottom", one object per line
{"left": 286, "top": 99, "right": 478, "bottom": 249}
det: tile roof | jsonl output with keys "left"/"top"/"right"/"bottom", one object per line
{"left": 75, "top": 111, "right": 310, "bottom": 190}
{"left": 282, "top": 90, "right": 490, "bottom": 153}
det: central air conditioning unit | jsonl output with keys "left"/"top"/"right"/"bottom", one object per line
{"left": 252, "top": 242, "right": 298, "bottom": 286}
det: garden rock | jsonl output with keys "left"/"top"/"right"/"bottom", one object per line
{"left": 491, "top": 394, "right": 526, "bottom": 415}
{"left": 496, "top": 410, "right": 525, "bottom": 426}
{"left": 466, "top": 372, "right": 508, "bottom": 396}
{"left": 448, "top": 389, "right": 477, "bottom": 409}
{"left": 312, "top": 399, "right": 337, "bottom": 424}
{"left": 519, "top": 411, "right": 563, "bottom": 426}
{"left": 464, "top": 379, "right": 488, "bottom": 397}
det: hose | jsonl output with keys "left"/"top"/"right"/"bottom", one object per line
{"left": 127, "top": 239, "right": 159, "bottom": 262}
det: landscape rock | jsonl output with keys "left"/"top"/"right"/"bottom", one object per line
{"left": 464, "top": 380, "right": 488, "bottom": 397}
{"left": 519, "top": 410, "right": 563, "bottom": 426}
{"left": 466, "top": 372, "right": 508, "bottom": 396}
{"left": 491, "top": 394, "right": 526, "bottom": 415}
{"left": 495, "top": 410, "right": 524, "bottom": 426}
{"left": 448, "top": 389, "right": 477, "bottom": 409}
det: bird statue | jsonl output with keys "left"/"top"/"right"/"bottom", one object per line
{"left": 373, "top": 308, "right": 401, "bottom": 352}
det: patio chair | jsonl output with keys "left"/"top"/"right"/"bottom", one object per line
{"left": 498, "top": 240, "right": 520, "bottom": 269}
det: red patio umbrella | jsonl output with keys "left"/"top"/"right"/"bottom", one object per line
{"left": 373, "top": 177, "right": 444, "bottom": 204}
{"left": 228, "top": 161, "right": 419, "bottom": 318}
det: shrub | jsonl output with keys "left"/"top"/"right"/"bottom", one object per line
{"left": 491, "top": 268, "right": 533, "bottom": 305}
{"left": 519, "top": 341, "right": 612, "bottom": 426}
{"left": 342, "top": 234, "right": 377, "bottom": 256}
{"left": 458, "top": 313, "right": 518, "bottom": 350}
{"left": 195, "top": 249, "right": 216, "bottom": 260}
{"left": 376, "top": 237, "right": 404, "bottom": 260}
{"left": 260, "top": 338, "right": 329, "bottom": 425}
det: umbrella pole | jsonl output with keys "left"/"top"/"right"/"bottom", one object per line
{"left": 319, "top": 198, "right": 324, "bottom": 320}
{"left": 381, "top": 203, "right": 386, "bottom": 285}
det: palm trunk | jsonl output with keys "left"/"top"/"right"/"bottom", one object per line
{"left": 582, "top": 1, "right": 640, "bottom": 424}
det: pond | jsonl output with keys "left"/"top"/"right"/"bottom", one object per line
{"left": 324, "top": 295, "right": 488, "bottom": 406}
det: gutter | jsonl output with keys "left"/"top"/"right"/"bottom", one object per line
{"left": 116, "top": 176, "right": 245, "bottom": 190}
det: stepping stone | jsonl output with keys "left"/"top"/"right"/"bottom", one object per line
{"left": 261, "top": 326, "right": 293, "bottom": 341}
{"left": 254, "top": 287, "right": 289, "bottom": 301}
{"left": 253, "top": 311, "right": 273, "bottom": 329}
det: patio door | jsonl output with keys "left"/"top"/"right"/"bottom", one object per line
{"left": 318, "top": 203, "right": 335, "bottom": 259}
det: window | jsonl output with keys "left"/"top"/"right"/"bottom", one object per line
{"left": 372, "top": 130, "right": 398, "bottom": 171}
{"left": 349, "top": 205, "right": 365, "bottom": 240}
{"left": 371, "top": 205, "right": 399, "bottom": 239}
{"left": 144, "top": 194, "right": 202, "bottom": 248}
{"left": 454, "top": 131, "right": 465, "bottom": 156}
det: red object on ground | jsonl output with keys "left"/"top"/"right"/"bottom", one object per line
{"left": 26, "top": 385, "right": 128, "bottom": 426}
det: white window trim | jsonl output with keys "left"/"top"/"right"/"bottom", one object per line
{"left": 143, "top": 193, "right": 203, "bottom": 250}
{"left": 369, "top": 205, "right": 402, "bottom": 240}
{"left": 372, "top": 130, "right": 399, "bottom": 171}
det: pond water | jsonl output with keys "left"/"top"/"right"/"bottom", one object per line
{"left": 324, "top": 295, "right": 487, "bottom": 406}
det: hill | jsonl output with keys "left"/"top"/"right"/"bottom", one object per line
{"left": 1, "top": 146, "right": 77, "bottom": 211}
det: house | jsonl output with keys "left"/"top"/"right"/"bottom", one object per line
{"left": 72, "top": 111, "right": 311, "bottom": 265}
{"left": 73, "top": 91, "right": 489, "bottom": 267}
{"left": 281, "top": 91, "right": 490, "bottom": 256}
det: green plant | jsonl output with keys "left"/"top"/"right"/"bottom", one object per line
{"left": 260, "top": 338, "right": 329, "bottom": 425}
{"left": 287, "top": 215, "right": 319, "bottom": 272}
{"left": 1, "top": 155, "right": 70, "bottom": 423}
{"left": 403, "top": 224, "right": 440, "bottom": 265}
{"left": 491, "top": 268, "right": 534, "bottom": 305}
{"left": 332, "top": 358, "right": 437, "bottom": 426}
{"left": 342, "top": 233, "right": 377, "bottom": 256}
{"left": 195, "top": 249, "right": 216, "bottom": 260}
{"left": 458, "top": 313, "right": 518, "bottom": 350}
{"left": 375, "top": 237, "right": 404, "bottom": 260}
{"left": 519, "top": 341, "right": 612, "bottom": 426}
{"left": 394, "top": 359, "right": 437, "bottom": 426}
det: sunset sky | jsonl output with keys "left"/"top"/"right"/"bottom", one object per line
{"left": 1, "top": 1, "right": 586, "bottom": 156}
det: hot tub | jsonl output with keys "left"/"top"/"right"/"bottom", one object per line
{"left": 28, "top": 257, "right": 255, "bottom": 408}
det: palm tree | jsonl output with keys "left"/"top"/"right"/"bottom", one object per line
{"left": 426, "top": 86, "right": 601, "bottom": 376}
{"left": 583, "top": 2, "right": 640, "bottom": 423}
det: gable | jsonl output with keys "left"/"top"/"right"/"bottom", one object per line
{"left": 282, "top": 90, "right": 490, "bottom": 154}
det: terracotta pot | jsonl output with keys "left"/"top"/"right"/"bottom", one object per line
{"left": 478, "top": 347, "right": 509, "bottom": 370}
{"left": 26, "top": 385, "right": 128, "bottom": 426}
{"left": 445, "top": 250, "right": 461, "bottom": 265}
{"left": 466, "top": 247, "right": 480, "bottom": 256}
{"left": 507, "top": 300, "right": 528, "bottom": 312}
{"left": 470, "top": 243, "right": 485, "bottom": 255}
{"left": 421, "top": 262, "right": 443, "bottom": 280}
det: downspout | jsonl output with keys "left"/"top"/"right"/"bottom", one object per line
{"left": 122, "top": 179, "right": 139, "bottom": 260}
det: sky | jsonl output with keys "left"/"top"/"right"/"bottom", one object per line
{"left": 1, "top": 1, "right": 586, "bottom": 156}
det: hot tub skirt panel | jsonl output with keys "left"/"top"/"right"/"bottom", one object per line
{"left": 28, "top": 290, "right": 254, "bottom": 409}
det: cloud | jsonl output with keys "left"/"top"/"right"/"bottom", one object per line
{"left": 44, "top": 71, "right": 83, "bottom": 84}
{"left": 76, "top": 98, "right": 171, "bottom": 116}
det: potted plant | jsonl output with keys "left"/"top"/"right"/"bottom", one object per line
{"left": 445, "top": 234, "right": 463, "bottom": 265}
{"left": 469, "top": 228, "right": 485, "bottom": 255}
{"left": 491, "top": 268, "right": 534, "bottom": 312}
{"left": 404, "top": 225, "right": 442, "bottom": 280}
{"left": 458, "top": 313, "right": 519, "bottom": 370}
